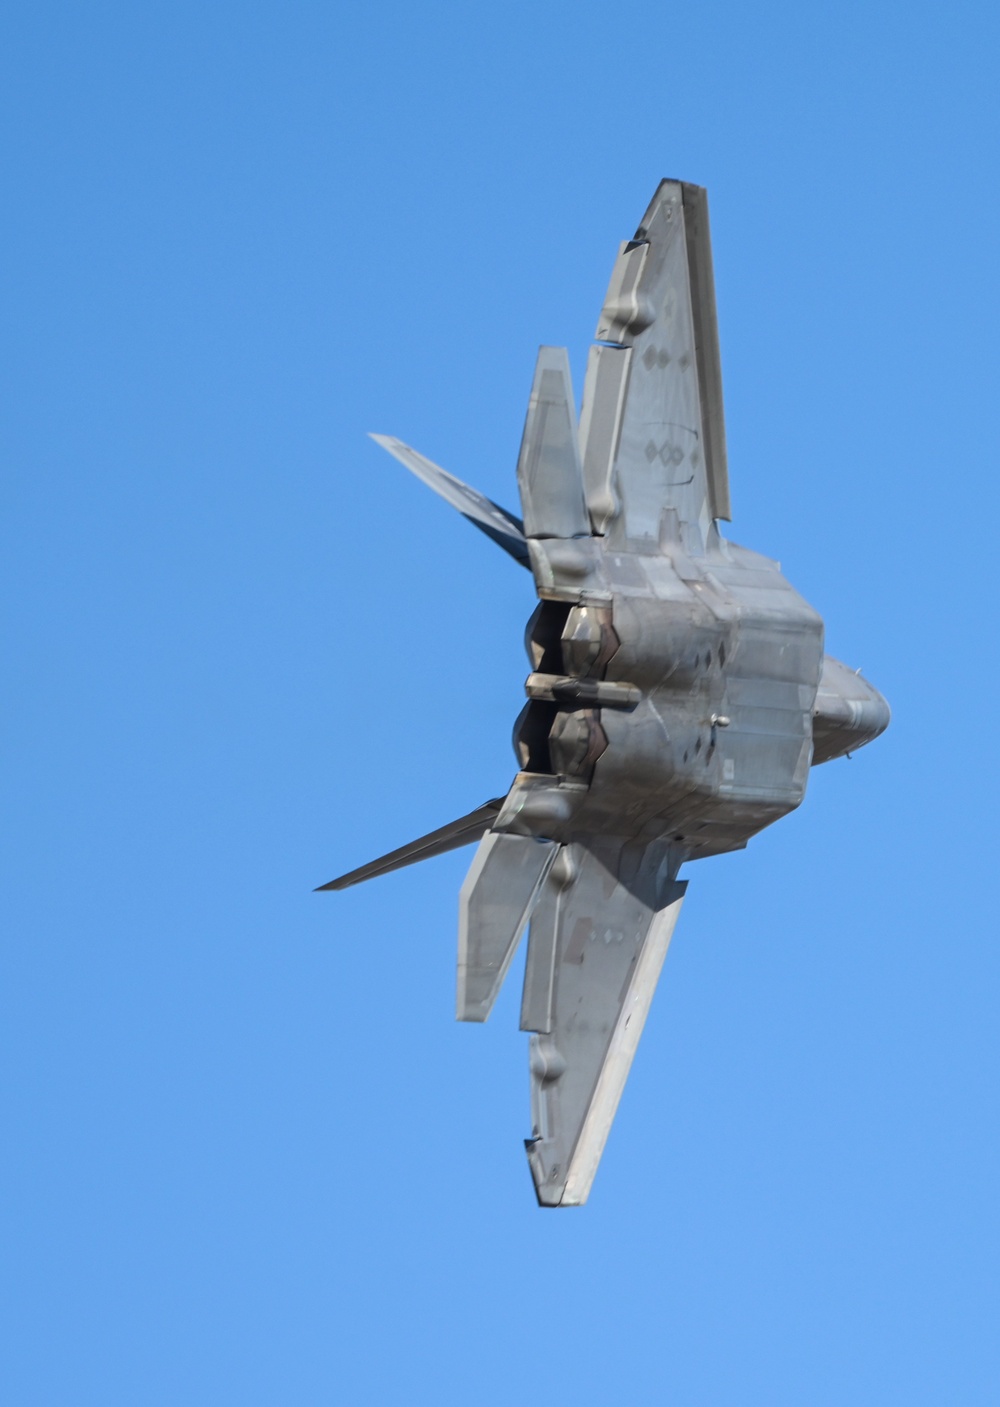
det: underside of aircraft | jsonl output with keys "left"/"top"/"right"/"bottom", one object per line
{"left": 320, "top": 181, "right": 889, "bottom": 1206}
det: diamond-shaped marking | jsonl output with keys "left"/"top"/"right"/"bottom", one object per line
{"left": 644, "top": 439, "right": 687, "bottom": 467}
{"left": 642, "top": 344, "right": 673, "bottom": 371}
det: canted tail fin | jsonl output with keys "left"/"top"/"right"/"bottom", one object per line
{"left": 515, "top": 347, "right": 590, "bottom": 539}
{"left": 456, "top": 832, "right": 556, "bottom": 1022}
{"left": 369, "top": 435, "right": 530, "bottom": 567}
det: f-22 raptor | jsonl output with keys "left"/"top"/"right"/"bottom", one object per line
{"left": 320, "top": 180, "right": 890, "bottom": 1206}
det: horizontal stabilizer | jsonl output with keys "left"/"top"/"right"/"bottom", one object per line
{"left": 370, "top": 434, "right": 530, "bottom": 567}
{"left": 316, "top": 799, "right": 503, "bottom": 892}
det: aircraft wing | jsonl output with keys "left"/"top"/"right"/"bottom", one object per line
{"left": 517, "top": 839, "right": 687, "bottom": 1206}
{"left": 579, "top": 179, "right": 730, "bottom": 552}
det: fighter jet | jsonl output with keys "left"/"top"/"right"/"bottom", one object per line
{"left": 319, "top": 180, "right": 890, "bottom": 1206}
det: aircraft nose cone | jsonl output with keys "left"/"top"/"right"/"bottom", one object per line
{"left": 838, "top": 671, "right": 891, "bottom": 743}
{"left": 812, "top": 658, "right": 890, "bottom": 764}
{"left": 858, "top": 682, "right": 891, "bottom": 742}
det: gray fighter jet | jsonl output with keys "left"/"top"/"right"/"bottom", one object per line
{"left": 320, "top": 180, "right": 889, "bottom": 1206}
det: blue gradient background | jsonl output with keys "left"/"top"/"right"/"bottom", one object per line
{"left": 2, "top": 3, "right": 998, "bottom": 1402}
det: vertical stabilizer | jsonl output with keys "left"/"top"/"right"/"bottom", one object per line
{"left": 516, "top": 347, "right": 591, "bottom": 540}
{"left": 457, "top": 833, "right": 557, "bottom": 1022}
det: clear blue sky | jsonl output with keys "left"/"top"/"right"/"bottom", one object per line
{"left": 2, "top": 2, "right": 998, "bottom": 1402}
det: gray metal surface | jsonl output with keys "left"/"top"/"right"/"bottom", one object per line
{"left": 457, "top": 832, "right": 556, "bottom": 1022}
{"left": 320, "top": 180, "right": 890, "bottom": 1205}
{"left": 812, "top": 655, "right": 892, "bottom": 765}
{"left": 317, "top": 799, "right": 502, "bottom": 891}
{"left": 587, "top": 180, "right": 730, "bottom": 549}
{"left": 516, "top": 346, "right": 591, "bottom": 540}
{"left": 523, "top": 843, "right": 686, "bottom": 1206}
